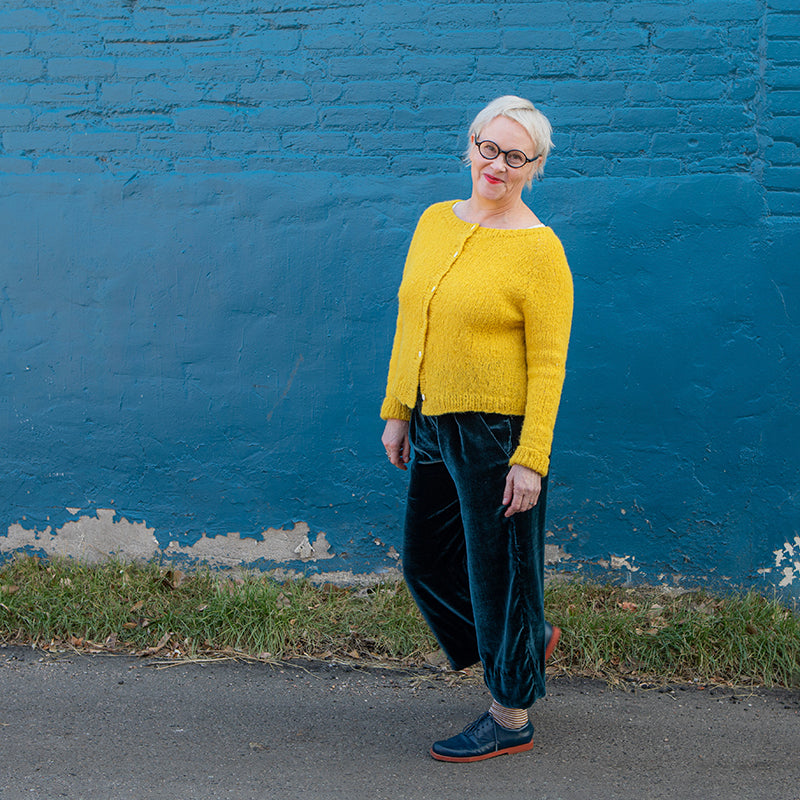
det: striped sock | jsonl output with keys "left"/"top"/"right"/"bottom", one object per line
{"left": 488, "top": 700, "right": 529, "bottom": 730}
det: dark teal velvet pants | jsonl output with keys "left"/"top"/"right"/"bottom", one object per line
{"left": 403, "top": 403, "right": 548, "bottom": 709}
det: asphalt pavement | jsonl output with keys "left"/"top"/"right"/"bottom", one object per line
{"left": 1, "top": 645, "right": 798, "bottom": 800}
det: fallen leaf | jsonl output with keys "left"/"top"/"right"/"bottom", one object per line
{"left": 168, "top": 569, "right": 186, "bottom": 589}
{"left": 140, "top": 631, "right": 171, "bottom": 657}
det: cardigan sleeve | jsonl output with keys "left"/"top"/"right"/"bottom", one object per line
{"left": 509, "top": 237, "right": 573, "bottom": 475}
{"left": 380, "top": 209, "right": 432, "bottom": 422}
{"left": 380, "top": 304, "right": 412, "bottom": 421}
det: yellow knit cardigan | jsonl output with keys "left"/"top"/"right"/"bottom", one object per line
{"left": 381, "top": 200, "right": 573, "bottom": 476}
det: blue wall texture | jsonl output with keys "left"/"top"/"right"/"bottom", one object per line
{"left": 1, "top": 1, "right": 799, "bottom": 594}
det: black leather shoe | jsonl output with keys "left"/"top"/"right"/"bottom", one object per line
{"left": 545, "top": 620, "right": 561, "bottom": 661}
{"left": 430, "top": 712, "right": 534, "bottom": 762}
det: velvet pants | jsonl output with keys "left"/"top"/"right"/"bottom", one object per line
{"left": 403, "top": 404, "right": 548, "bottom": 709}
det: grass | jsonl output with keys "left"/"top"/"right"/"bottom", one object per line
{"left": 1, "top": 555, "right": 798, "bottom": 689}
{"left": 544, "top": 580, "right": 800, "bottom": 689}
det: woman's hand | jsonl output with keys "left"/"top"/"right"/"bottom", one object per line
{"left": 382, "top": 418, "right": 410, "bottom": 471}
{"left": 502, "top": 464, "right": 542, "bottom": 517}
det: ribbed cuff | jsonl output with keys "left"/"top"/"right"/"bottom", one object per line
{"left": 508, "top": 445, "right": 549, "bottom": 477}
{"left": 380, "top": 396, "right": 412, "bottom": 421}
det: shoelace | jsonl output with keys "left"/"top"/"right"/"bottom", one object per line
{"left": 463, "top": 712, "right": 493, "bottom": 736}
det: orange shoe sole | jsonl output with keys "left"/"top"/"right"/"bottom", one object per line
{"left": 430, "top": 739, "right": 534, "bottom": 763}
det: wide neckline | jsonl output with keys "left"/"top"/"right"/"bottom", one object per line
{"left": 450, "top": 200, "right": 548, "bottom": 232}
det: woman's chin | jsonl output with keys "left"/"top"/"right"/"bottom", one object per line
{"left": 476, "top": 183, "right": 505, "bottom": 201}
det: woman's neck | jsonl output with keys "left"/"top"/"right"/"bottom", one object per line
{"left": 455, "top": 196, "right": 540, "bottom": 229}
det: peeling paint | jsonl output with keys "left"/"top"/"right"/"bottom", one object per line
{"left": 163, "top": 522, "right": 333, "bottom": 568}
{"left": 1, "top": 513, "right": 335, "bottom": 569}
{"left": 610, "top": 555, "right": 639, "bottom": 572}
{"left": 545, "top": 544, "right": 571, "bottom": 565}
{"left": 770, "top": 535, "right": 800, "bottom": 588}
{"left": 596, "top": 555, "right": 640, "bottom": 572}
{"left": 2, "top": 509, "right": 158, "bottom": 562}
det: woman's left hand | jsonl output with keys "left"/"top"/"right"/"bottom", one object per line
{"left": 381, "top": 418, "right": 411, "bottom": 471}
{"left": 502, "top": 464, "right": 542, "bottom": 517}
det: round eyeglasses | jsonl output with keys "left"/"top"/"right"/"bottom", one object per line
{"left": 475, "top": 138, "right": 539, "bottom": 169}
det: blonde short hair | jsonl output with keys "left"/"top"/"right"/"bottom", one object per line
{"left": 465, "top": 95, "right": 554, "bottom": 186}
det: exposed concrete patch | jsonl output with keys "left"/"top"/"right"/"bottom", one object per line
{"left": 596, "top": 554, "right": 640, "bottom": 573}
{"left": 163, "top": 522, "right": 334, "bottom": 568}
{"left": 545, "top": 544, "right": 571, "bottom": 565}
{"left": 2, "top": 509, "right": 158, "bottom": 562}
{"left": 610, "top": 555, "right": 639, "bottom": 572}
{"left": 760, "top": 535, "right": 800, "bottom": 590}
{"left": 1, "top": 514, "right": 335, "bottom": 570}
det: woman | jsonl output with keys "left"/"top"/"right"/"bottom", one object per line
{"left": 380, "top": 96, "right": 573, "bottom": 762}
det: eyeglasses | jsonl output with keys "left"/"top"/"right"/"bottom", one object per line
{"left": 474, "top": 138, "right": 539, "bottom": 169}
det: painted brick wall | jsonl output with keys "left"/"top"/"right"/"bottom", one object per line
{"left": 1, "top": 1, "right": 799, "bottom": 594}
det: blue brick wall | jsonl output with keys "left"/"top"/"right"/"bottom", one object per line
{"left": 1, "top": 1, "right": 799, "bottom": 593}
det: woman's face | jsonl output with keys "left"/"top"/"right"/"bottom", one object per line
{"left": 469, "top": 115, "right": 539, "bottom": 203}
